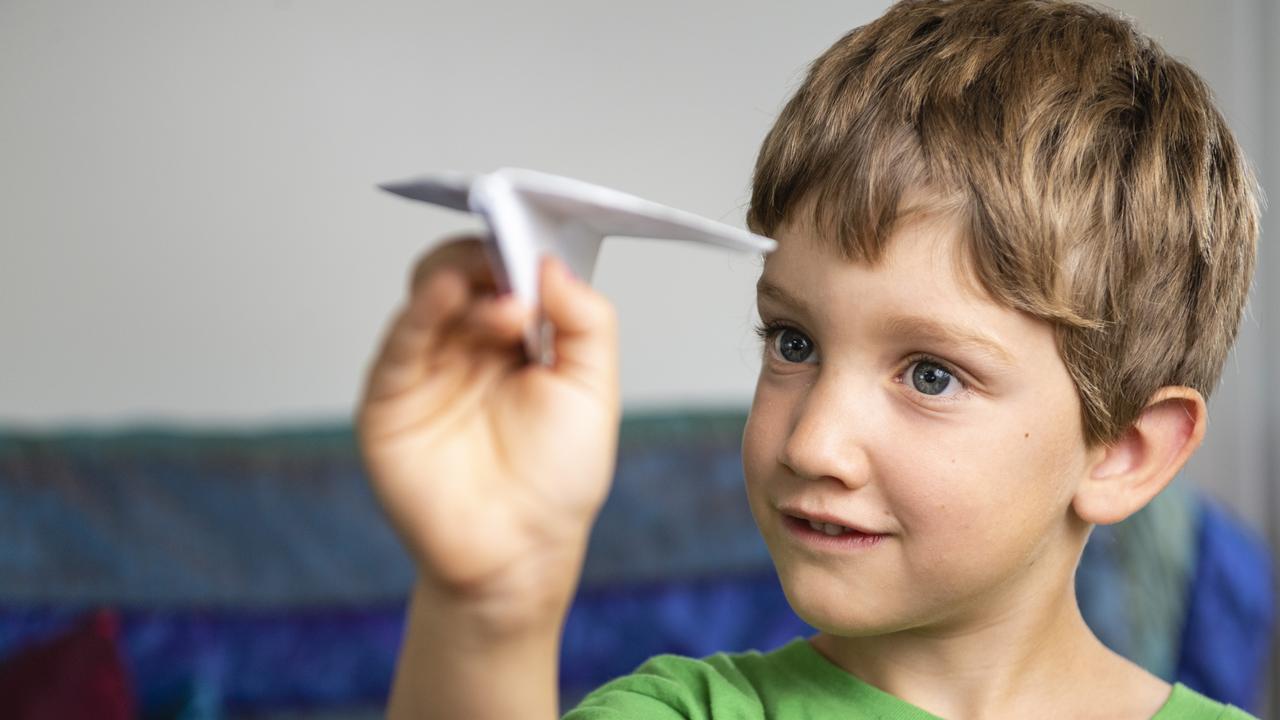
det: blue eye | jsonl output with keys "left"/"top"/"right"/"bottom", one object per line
{"left": 753, "top": 322, "right": 970, "bottom": 403}
{"left": 753, "top": 321, "right": 816, "bottom": 364}
{"left": 906, "top": 358, "right": 961, "bottom": 397}
{"left": 775, "top": 328, "right": 815, "bottom": 363}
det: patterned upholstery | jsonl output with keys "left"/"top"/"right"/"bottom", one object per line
{"left": 0, "top": 410, "right": 1270, "bottom": 717}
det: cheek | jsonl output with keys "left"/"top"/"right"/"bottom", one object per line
{"left": 879, "top": 429, "right": 998, "bottom": 536}
{"left": 742, "top": 381, "right": 800, "bottom": 533}
{"left": 887, "top": 406, "right": 1082, "bottom": 574}
{"left": 742, "top": 378, "right": 788, "bottom": 468}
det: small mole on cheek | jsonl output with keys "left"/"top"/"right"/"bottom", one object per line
{"left": 1024, "top": 432, "right": 1030, "bottom": 439}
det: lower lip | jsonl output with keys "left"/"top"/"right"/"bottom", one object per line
{"left": 782, "top": 514, "right": 888, "bottom": 551}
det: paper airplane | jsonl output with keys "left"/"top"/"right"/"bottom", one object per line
{"left": 379, "top": 167, "right": 776, "bottom": 365}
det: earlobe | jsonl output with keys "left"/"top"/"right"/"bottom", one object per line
{"left": 1071, "top": 387, "right": 1207, "bottom": 526}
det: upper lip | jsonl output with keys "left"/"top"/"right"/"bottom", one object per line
{"left": 779, "top": 506, "right": 887, "bottom": 535}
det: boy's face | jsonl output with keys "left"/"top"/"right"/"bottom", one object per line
{"left": 741, "top": 203, "right": 1094, "bottom": 636}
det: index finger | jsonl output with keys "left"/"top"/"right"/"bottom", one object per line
{"left": 361, "top": 234, "right": 503, "bottom": 404}
{"left": 409, "top": 233, "right": 502, "bottom": 299}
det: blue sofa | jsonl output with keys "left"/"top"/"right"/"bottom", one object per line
{"left": 0, "top": 410, "right": 1273, "bottom": 717}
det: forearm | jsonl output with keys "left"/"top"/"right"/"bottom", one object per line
{"left": 387, "top": 573, "right": 576, "bottom": 720}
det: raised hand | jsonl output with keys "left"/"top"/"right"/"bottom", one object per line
{"left": 355, "top": 234, "right": 621, "bottom": 612}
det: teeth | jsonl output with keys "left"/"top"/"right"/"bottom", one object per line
{"left": 807, "top": 519, "right": 848, "bottom": 536}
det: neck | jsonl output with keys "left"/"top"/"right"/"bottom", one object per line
{"left": 809, "top": 556, "right": 1161, "bottom": 718}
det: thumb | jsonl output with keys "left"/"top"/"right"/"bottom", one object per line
{"left": 538, "top": 255, "right": 619, "bottom": 400}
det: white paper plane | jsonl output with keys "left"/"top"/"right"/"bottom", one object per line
{"left": 379, "top": 167, "right": 777, "bottom": 365}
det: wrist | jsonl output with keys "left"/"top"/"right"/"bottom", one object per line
{"left": 391, "top": 576, "right": 567, "bottom": 720}
{"left": 412, "top": 535, "right": 589, "bottom": 639}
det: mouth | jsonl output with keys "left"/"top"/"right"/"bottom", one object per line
{"left": 781, "top": 512, "right": 888, "bottom": 551}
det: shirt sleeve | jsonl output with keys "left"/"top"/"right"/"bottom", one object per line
{"left": 1218, "top": 705, "right": 1261, "bottom": 720}
{"left": 560, "top": 652, "right": 763, "bottom": 720}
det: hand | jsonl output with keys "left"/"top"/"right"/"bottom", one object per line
{"left": 355, "top": 234, "right": 621, "bottom": 613}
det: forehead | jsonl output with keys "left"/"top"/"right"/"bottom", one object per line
{"left": 757, "top": 209, "right": 1039, "bottom": 368}
{"left": 762, "top": 206, "right": 987, "bottom": 307}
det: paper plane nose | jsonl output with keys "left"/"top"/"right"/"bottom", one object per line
{"left": 378, "top": 174, "right": 474, "bottom": 212}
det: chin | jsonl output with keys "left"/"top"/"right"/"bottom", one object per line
{"left": 774, "top": 560, "right": 916, "bottom": 637}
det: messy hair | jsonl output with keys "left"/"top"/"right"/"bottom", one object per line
{"left": 747, "top": 0, "right": 1261, "bottom": 447}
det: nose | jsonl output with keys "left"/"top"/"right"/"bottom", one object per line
{"left": 777, "top": 372, "right": 874, "bottom": 491}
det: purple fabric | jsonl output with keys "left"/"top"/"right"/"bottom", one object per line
{"left": 0, "top": 570, "right": 810, "bottom": 716}
{"left": 0, "top": 603, "right": 404, "bottom": 715}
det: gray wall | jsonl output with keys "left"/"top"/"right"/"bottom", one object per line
{"left": 0, "top": 0, "right": 886, "bottom": 428}
{"left": 1, "top": 0, "right": 1275, "bottom": 710}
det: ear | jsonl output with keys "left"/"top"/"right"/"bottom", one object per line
{"left": 1072, "top": 386, "right": 1207, "bottom": 526}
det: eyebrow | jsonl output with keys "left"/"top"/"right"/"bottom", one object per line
{"left": 755, "top": 277, "right": 1018, "bottom": 368}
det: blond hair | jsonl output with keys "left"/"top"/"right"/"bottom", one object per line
{"left": 747, "top": 0, "right": 1261, "bottom": 447}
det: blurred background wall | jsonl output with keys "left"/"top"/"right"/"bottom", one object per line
{"left": 1, "top": 0, "right": 1275, "bottom": 711}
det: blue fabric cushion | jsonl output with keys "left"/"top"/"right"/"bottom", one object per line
{"left": 1175, "top": 494, "right": 1276, "bottom": 713}
{"left": 0, "top": 411, "right": 1271, "bottom": 716}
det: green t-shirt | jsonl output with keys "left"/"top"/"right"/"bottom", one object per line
{"left": 562, "top": 637, "right": 1257, "bottom": 719}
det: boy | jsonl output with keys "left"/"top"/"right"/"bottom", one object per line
{"left": 355, "top": 0, "right": 1261, "bottom": 717}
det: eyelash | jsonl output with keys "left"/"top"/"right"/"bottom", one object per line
{"left": 751, "top": 319, "right": 970, "bottom": 404}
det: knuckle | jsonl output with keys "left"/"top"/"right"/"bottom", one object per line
{"left": 409, "top": 234, "right": 489, "bottom": 294}
{"left": 408, "top": 257, "right": 437, "bottom": 296}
